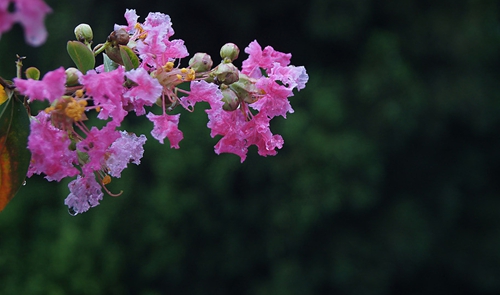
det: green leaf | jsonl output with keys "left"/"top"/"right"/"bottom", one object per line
{"left": 0, "top": 92, "right": 31, "bottom": 211}
{"left": 103, "top": 53, "right": 119, "bottom": 72}
{"left": 67, "top": 41, "right": 95, "bottom": 74}
{"left": 119, "top": 45, "right": 139, "bottom": 71}
{"left": 25, "top": 67, "right": 40, "bottom": 80}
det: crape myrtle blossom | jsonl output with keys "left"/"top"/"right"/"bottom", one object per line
{"left": 0, "top": 0, "right": 51, "bottom": 46}
{"left": 5, "top": 8, "right": 308, "bottom": 214}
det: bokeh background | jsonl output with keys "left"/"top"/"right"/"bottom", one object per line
{"left": 1, "top": 0, "right": 500, "bottom": 294}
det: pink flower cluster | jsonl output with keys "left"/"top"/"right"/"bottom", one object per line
{"left": 0, "top": 0, "right": 51, "bottom": 46}
{"left": 11, "top": 9, "right": 308, "bottom": 214}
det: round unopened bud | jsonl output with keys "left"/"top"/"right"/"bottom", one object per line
{"left": 213, "top": 62, "right": 239, "bottom": 85}
{"left": 189, "top": 53, "right": 213, "bottom": 72}
{"left": 220, "top": 43, "right": 239, "bottom": 63}
{"left": 229, "top": 74, "right": 258, "bottom": 103}
{"left": 221, "top": 88, "right": 240, "bottom": 111}
{"left": 74, "top": 24, "right": 93, "bottom": 43}
{"left": 65, "top": 67, "right": 80, "bottom": 86}
{"left": 108, "top": 28, "right": 130, "bottom": 46}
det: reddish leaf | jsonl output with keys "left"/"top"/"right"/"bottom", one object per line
{"left": 0, "top": 93, "right": 31, "bottom": 211}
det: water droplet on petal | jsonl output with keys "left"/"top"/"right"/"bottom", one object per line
{"left": 22, "top": 180, "right": 27, "bottom": 186}
{"left": 68, "top": 207, "right": 78, "bottom": 216}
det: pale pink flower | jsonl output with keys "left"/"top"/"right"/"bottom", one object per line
{"left": 14, "top": 67, "right": 66, "bottom": 103}
{"left": 64, "top": 174, "right": 104, "bottom": 215}
{"left": 13, "top": 0, "right": 51, "bottom": 46}
{"left": 124, "top": 67, "right": 163, "bottom": 115}
{"left": 269, "top": 63, "right": 309, "bottom": 91}
{"left": 114, "top": 9, "right": 139, "bottom": 32}
{"left": 27, "top": 112, "right": 80, "bottom": 181}
{"left": 106, "top": 131, "right": 147, "bottom": 178}
{"left": 146, "top": 112, "right": 183, "bottom": 148}
{"left": 0, "top": 0, "right": 51, "bottom": 46}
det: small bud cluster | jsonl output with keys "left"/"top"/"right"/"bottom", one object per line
{"left": 8, "top": 9, "right": 308, "bottom": 214}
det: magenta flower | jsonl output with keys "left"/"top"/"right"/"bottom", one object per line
{"left": 0, "top": 0, "right": 51, "bottom": 46}
{"left": 241, "top": 40, "right": 292, "bottom": 78}
{"left": 76, "top": 125, "right": 121, "bottom": 174}
{"left": 209, "top": 110, "right": 284, "bottom": 162}
{"left": 124, "top": 67, "right": 163, "bottom": 115}
{"left": 64, "top": 174, "right": 104, "bottom": 215}
{"left": 146, "top": 112, "right": 183, "bottom": 148}
{"left": 14, "top": 67, "right": 66, "bottom": 103}
{"left": 80, "top": 67, "right": 127, "bottom": 125}
{"left": 106, "top": 131, "right": 147, "bottom": 178}
{"left": 27, "top": 112, "right": 80, "bottom": 181}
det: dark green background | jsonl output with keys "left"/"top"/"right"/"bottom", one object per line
{"left": 1, "top": 0, "right": 500, "bottom": 294}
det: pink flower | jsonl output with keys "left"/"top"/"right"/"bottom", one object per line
{"left": 76, "top": 125, "right": 121, "bottom": 174}
{"left": 13, "top": 0, "right": 51, "bottom": 46}
{"left": 146, "top": 112, "right": 183, "bottom": 148}
{"left": 252, "top": 77, "right": 295, "bottom": 118}
{"left": 106, "top": 131, "right": 147, "bottom": 178}
{"left": 210, "top": 110, "right": 284, "bottom": 162}
{"left": 269, "top": 63, "right": 309, "bottom": 91}
{"left": 124, "top": 67, "right": 163, "bottom": 115}
{"left": 80, "top": 67, "right": 127, "bottom": 125}
{"left": 114, "top": 9, "right": 139, "bottom": 32}
{"left": 241, "top": 40, "right": 292, "bottom": 78}
{"left": 0, "top": 0, "right": 51, "bottom": 46}
{"left": 181, "top": 80, "right": 223, "bottom": 110}
{"left": 64, "top": 174, "right": 104, "bottom": 215}
{"left": 14, "top": 67, "right": 66, "bottom": 103}
{"left": 132, "top": 12, "right": 188, "bottom": 69}
{"left": 27, "top": 112, "right": 80, "bottom": 181}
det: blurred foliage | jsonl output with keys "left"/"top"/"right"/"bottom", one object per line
{"left": 1, "top": 0, "right": 500, "bottom": 294}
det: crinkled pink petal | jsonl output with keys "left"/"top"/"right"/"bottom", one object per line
{"left": 114, "top": 8, "right": 139, "bottom": 32}
{"left": 27, "top": 112, "right": 79, "bottom": 181}
{"left": 181, "top": 80, "right": 223, "bottom": 110}
{"left": 14, "top": 67, "right": 66, "bottom": 103}
{"left": 106, "top": 131, "right": 147, "bottom": 178}
{"left": 64, "top": 174, "right": 104, "bottom": 215}
{"left": 76, "top": 125, "right": 121, "bottom": 174}
{"left": 269, "top": 63, "right": 309, "bottom": 91}
{"left": 241, "top": 40, "right": 292, "bottom": 78}
{"left": 251, "top": 77, "right": 294, "bottom": 118}
{"left": 146, "top": 112, "right": 183, "bottom": 148}
{"left": 80, "top": 67, "right": 127, "bottom": 124}
{"left": 124, "top": 67, "right": 163, "bottom": 115}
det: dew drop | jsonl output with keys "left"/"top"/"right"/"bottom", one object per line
{"left": 22, "top": 180, "right": 27, "bottom": 186}
{"left": 68, "top": 207, "right": 78, "bottom": 216}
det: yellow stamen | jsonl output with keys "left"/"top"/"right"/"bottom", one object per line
{"left": 102, "top": 174, "right": 111, "bottom": 185}
{"left": 65, "top": 98, "right": 87, "bottom": 121}
{"left": 163, "top": 61, "right": 175, "bottom": 72}
{"left": 75, "top": 89, "right": 85, "bottom": 98}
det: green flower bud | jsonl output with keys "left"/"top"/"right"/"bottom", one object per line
{"left": 74, "top": 23, "right": 93, "bottom": 43}
{"left": 229, "top": 74, "right": 258, "bottom": 103}
{"left": 213, "top": 62, "right": 239, "bottom": 85}
{"left": 221, "top": 88, "right": 240, "bottom": 111}
{"left": 65, "top": 67, "right": 80, "bottom": 86}
{"left": 189, "top": 53, "right": 213, "bottom": 72}
{"left": 220, "top": 43, "right": 239, "bottom": 63}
